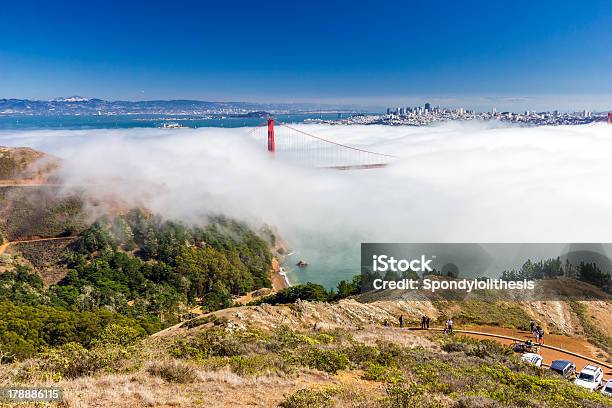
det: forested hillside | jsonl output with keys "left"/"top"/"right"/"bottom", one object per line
{"left": 0, "top": 208, "right": 273, "bottom": 360}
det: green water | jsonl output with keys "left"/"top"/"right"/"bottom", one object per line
{"left": 281, "top": 228, "right": 364, "bottom": 290}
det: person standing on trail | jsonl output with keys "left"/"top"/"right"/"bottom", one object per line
{"left": 421, "top": 315, "right": 426, "bottom": 329}
{"left": 426, "top": 316, "right": 430, "bottom": 329}
{"left": 530, "top": 319, "right": 535, "bottom": 334}
{"left": 538, "top": 328, "right": 544, "bottom": 345}
{"left": 399, "top": 315, "right": 404, "bottom": 328}
{"left": 534, "top": 325, "right": 541, "bottom": 343}
{"left": 448, "top": 318, "right": 453, "bottom": 334}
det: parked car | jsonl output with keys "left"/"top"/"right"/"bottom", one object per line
{"left": 601, "top": 379, "right": 612, "bottom": 397}
{"left": 520, "top": 353, "right": 543, "bottom": 367}
{"left": 549, "top": 359, "right": 576, "bottom": 378}
{"left": 574, "top": 365, "right": 603, "bottom": 391}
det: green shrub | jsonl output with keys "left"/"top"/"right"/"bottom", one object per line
{"left": 169, "top": 327, "right": 268, "bottom": 360}
{"left": 315, "top": 333, "right": 335, "bottom": 345}
{"left": 362, "top": 362, "right": 405, "bottom": 384}
{"left": 384, "top": 382, "right": 437, "bottom": 408}
{"left": 271, "top": 326, "right": 320, "bottom": 349}
{"left": 36, "top": 342, "right": 133, "bottom": 379}
{"left": 90, "top": 324, "right": 144, "bottom": 347}
{"left": 228, "top": 355, "right": 266, "bottom": 376}
{"left": 440, "top": 336, "right": 513, "bottom": 360}
{"left": 228, "top": 354, "right": 294, "bottom": 376}
{"left": 279, "top": 387, "right": 338, "bottom": 408}
{"left": 302, "top": 348, "right": 350, "bottom": 374}
{"left": 453, "top": 395, "right": 504, "bottom": 408}
{"left": 340, "top": 343, "right": 380, "bottom": 365}
{"left": 252, "top": 283, "right": 330, "bottom": 305}
{"left": 180, "top": 314, "right": 229, "bottom": 329}
{"left": 169, "top": 339, "right": 207, "bottom": 360}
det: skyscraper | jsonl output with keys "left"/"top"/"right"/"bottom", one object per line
{"left": 424, "top": 102, "right": 431, "bottom": 111}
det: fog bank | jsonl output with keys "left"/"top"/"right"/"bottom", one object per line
{"left": 1, "top": 122, "right": 611, "bottom": 248}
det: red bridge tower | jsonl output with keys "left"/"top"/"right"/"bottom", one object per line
{"left": 608, "top": 112, "right": 611, "bottom": 125}
{"left": 267, "top": 118, "right": 275, "bottom": 152}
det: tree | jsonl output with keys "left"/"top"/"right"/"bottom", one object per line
{"left": 335, "top": 275, "right": 361, "bottom": 300}
{"left": 75, "top": 222, "right": 116, "bottom": 254}
{"left": 201, "top": 281, "right": 232, "bottom": 312}
{"left": 255, "top": 283, "right": 330, "bottom": 305}
{"left": 578, "top": 262, "right": 611, "bottom": 289}
{"left": 175, "top": 246, "right": 232, "bottom": 300}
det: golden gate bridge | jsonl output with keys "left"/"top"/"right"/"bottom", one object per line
{"left": 248, "top": 118, "right": 398, "bottom": 170}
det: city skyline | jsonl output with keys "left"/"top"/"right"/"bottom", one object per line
{"left": 0, "top": 95, "right": 609, "bottom": 116}
{"left": 0, "top": 1, "right": 611, "bottom": 111}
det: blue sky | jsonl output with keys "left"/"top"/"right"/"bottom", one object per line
{"left": 0, "top": 0, "right": 611, "bottom": 110}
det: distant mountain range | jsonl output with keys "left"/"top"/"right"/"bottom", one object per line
{"left": 0, "top": 97, "right": 360, "bottom": 115}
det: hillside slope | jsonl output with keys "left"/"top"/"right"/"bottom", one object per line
{"left": 0, "top": 146, "right": 610, "bottom": 407}
{"left": 2, "top": 298, "right": 610, "bottom": 408}
{"left": 0, "top": 146, "right": 58, "bottom": 183}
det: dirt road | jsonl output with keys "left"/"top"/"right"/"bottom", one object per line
{"left": 411, "top": 325, "right": 611, "bottom": 379}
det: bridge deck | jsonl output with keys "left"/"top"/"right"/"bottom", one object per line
{"left": 324, "top": 163, "right": 389, "bottom": 170}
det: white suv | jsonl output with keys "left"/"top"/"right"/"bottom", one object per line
{"left": 601, "top": 379, "right": 612, "bottom": 397}
{"left": 574, "top": 365, "right": 603, "bottom": 391}
{"left": 520, "top": 353, "right": 543, "bottom": 367}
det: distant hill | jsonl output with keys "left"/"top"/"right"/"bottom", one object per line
{"left": 0, "top": 97, "right": 358, "bottom": 115}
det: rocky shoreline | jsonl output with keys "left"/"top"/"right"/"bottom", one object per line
{"left": 270, "top": 257, "right": 290, "bottom": 290}
{"left": 268, "top": 229, "right": 292, "bottom": 290}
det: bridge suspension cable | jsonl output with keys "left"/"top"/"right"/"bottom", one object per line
{"left": 248, "top": 119, "right": 398, "bottom": 170}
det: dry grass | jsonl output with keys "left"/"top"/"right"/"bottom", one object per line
{"left": 0, "top": 360, "right": 336, "bottom": 408}
{"left": 147, "top": 360, "right": 197, "bottom": 384}
{"left": 56, "top": 373, "right": 190, "bottom": 408}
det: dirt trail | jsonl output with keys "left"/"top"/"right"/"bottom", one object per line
{"left": 464, "top": 326, "right": 605, "bottom": 358}
{"left": 411, "top": 325, "right": 611, "bottom": 378}
{"left": 0, "top": 181, "right": 63, "bottom": 187}
{"left": 0, "top": 236, "right": 75, "bottom": 256}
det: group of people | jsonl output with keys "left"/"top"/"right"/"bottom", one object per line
{"left": 529, "top": 319, "right": 545, "bottom": 345}
{"left": 385, "top": 314, "right": 452, "bottom": 334}
{"left": 420, "top": 315, "right": 430, "bottom": 329}
{"left": 393, "top": 314, "right": 452, "bottom": 333}
{"left": 387, "top": 316, "right": 546, "bottom": 346}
